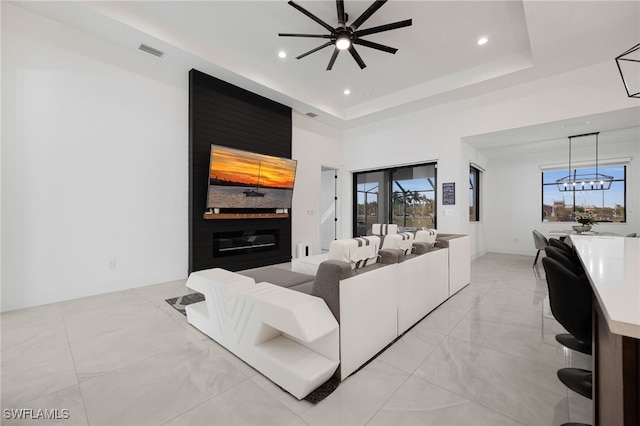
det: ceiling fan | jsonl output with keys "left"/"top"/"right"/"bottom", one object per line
{"left": 278, "top": 0, "right": 412, "bottom": 70}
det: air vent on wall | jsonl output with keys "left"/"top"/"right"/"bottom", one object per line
{"left": 138, "top": 43, "right": 165, "bottom": 58}
{"left": 305, "top": 112, "right": 318, "bottom": 118}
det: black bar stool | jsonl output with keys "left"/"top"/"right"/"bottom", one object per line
{"left": 544, "top": 247, "right": 591, "bottom": 355}
{"left": 542, "top": 257, "right": 593, "bottom": 400}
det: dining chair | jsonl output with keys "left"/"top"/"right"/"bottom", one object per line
{"left": 549, "top": 237, "right": 574, "bottom": 256}
{"left": 532, "top": 230, "right": 549, "bottom": 267}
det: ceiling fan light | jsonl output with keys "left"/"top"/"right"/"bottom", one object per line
{"left": 336, "top": 36, "right": 351, "bottom": 50}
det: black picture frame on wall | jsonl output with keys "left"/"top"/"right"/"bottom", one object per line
{"left": 443, "top": 182, "right": 455, "bottom": 205}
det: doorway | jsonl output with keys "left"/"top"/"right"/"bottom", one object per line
{"left": 320, "top": 167, "right": 337, "bottom": 252}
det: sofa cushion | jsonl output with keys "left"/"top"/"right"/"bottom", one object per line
{"left": 381, "top": 232, "right": 414, "bottom": 254}
{"left": 310, "top": 260, "right": 355, "bottom": 322}
{"left": 415, "top": 229, "right": 438, "bottom": 245}
{"left": 412, "top": 242, "right": 434, "bottom": 255}
{"left": 289, "top": 280, "right": 314, "bottom": 295}
{"left": 328, "top": 236, "right": 380, "bottom": 269}
{"left": 371, "top": 223, "right": 398, "bottom": 236}
{"left": 238, "top": 266, "right": 314, "bottom": 288}
{"left": 378, "top": 248, "right": 405, "bottom": 264}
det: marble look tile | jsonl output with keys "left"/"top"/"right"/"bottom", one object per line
{"left": 439, "top": 285, "right": 486, "bottom": 315}
{"left": 80, "top": 342, "right": 249, "bottom": 425}
{"left": 134, "top": 279, "right": 189, "bottom": 307}
{"left": 414, "top": 336, "right": 569, "bottom": 425}
{"left": 1, "top": 304, "right": 68, "bottom": 360}
{"left": 407, "top": 321, "right": 448, "bottom": 347}
{"left": 568, "top": 390, "right": 593, "bottom": 424}
{"left": 61, "top": 289, "right": 169, "bottom": 342}
{"left": 493, "top": 274, "right": 549, "bottom": 294}
{"left": 1, "top": 346, "right": 77, "bottom": 408}
{"left": 470, "top": 274, "right": 499, "bottom": 292}
{"left": 1, "top": 385, "right": 88, "bottom": 426}
{"left": 408, "top": 303, "right": 466, "bottom": 336}
{"left": 449, "top": 309, "right": 567, "bottom": 368}
{"left": 299, "top": 357, "right": 409, "bottom": 426}
{"left": 193, "top": 335, "right": 260, "bottom": 379}
{"left": 369, "top": 375, "right": 525, "bottom": 425}
{"left": 165, "top": 379, "right": 306, "bottom": 426}
{"left": 70, "top": 313, "right": 198, "bottom": 381}
{"left": 563, "top": 348, "right": 592, "bottom": 370}
{"left": 249, "top": 373, "right": 315, "bottom": 418}
{"left": 470, "top": 286, "right": 549, "bottom": 319}
{"left": 375, "top": 330, "right": 436, "bottom": 374}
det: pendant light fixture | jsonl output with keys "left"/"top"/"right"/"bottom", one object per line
{"left": 556, "top": 132, "right": 614, "bottom": 192}
{"left": 615, "top": 42, "right": 640, "bottom": 98}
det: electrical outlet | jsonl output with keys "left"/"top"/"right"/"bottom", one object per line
{"left": 108, "top": 259, "right": 117, "bottom": 270}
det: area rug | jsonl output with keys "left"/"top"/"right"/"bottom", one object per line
{"left": 165, "top": 293, "right": 339, "bottom": 403}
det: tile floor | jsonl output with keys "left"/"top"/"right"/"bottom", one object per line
{"left": 1, "top": 253, "right": 592, "bottom": 425}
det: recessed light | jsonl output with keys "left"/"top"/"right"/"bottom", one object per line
{"left": 278, "top": 50, "right": 287, "bottom": 59}
{"left": 477, "top": 37, "right": 488, "bottom": 46}
{"left": 343, "top": 89, "right": 351, "bottom": 95}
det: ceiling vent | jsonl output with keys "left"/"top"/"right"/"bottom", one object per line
{"left": 305, "top": 112, "right": 318, "bottom": 118}
{"left": 138, "top": 43, "right": 165, "bottom": 58}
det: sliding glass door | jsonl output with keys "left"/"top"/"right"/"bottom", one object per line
{"left": 354, "top": 163, "right": 436, "bottom": 236}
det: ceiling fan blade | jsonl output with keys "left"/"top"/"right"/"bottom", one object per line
{"left": 349, "top": 0, "right": 387, "bottom": 31}
{"left": 279, "top": 33, "right": 332, "bottom": 38}
{"left": 296, "top": 41, "right": 333, "bottom": 59}
{"left": 353, "top": 38, "right": 398, "bottom": 54}
{"left": 348, "top": 45, "right": 367, "bottom": 69}
{"left": 336, "top": 0, "right": 346, "bottom": 28}
{"left": 288, "top": 1, "right": 336, "bottom": 34}
{"left": 354, "top": 19, "right": 412, "bottom": 37}
{"left": 326, "top": 48, "right": 340, "bottom": 70}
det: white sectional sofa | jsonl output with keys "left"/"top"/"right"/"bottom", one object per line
{"left": 436, "top": 233, "right": 471, "bottom": 296}
{"left": 185, "top": 231, "right": 470, "bottom": 399}
{"left": 185, "top": 268, "right": 339, "bottom": 400}
{"left": 396, "top": 247, "right": 449, "bottom": 334}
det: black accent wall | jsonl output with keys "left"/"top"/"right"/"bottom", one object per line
{"left": 189, "top": 69, "right": 293, "bottom": 273}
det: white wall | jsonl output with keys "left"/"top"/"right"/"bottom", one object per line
{"left": 2, "top": 5, "right": 189, "bottom": 311}
{"left": 339, "top": 60, "right": 637, "bottom": 260}
{"left": 341, "top": 109, "right": 468, "bottom": 239}
{"left": 291, "top": 112, "right": 342, "bottom": 256}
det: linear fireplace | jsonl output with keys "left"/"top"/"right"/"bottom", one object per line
{"left": 213, "top": 229, "right": 280, "bottom": 257}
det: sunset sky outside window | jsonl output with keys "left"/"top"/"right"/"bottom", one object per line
{"left": 209, "top": 145, "right": 297, "bottom": 189}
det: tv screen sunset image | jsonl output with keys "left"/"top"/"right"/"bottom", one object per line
{"left": 207, "top": 145, "right": 297, "bottom": 209}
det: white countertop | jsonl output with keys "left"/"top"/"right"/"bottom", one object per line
{"left": 570, "top": 235, "right": 640, "bottom": 339}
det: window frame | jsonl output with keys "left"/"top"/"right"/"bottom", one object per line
{"left": 540, "top": 163, "right": 627, "bottom": 223}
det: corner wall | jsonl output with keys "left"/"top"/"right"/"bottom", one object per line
{"left": 1, "top": 4, "right": 188, "bottom": 311}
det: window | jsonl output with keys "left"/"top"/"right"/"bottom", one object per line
{"left": 469, "top": 165, "right": 481, "bottom": 222}
{"left": 354, "top": 163, "right": 436, "bottom": 236}
{"left": 541, "top": 164, "right": 626, "bottom": 222}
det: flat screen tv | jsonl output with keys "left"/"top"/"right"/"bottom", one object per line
{"left": 206, "top": 144, "right": 297, "bottom": 210}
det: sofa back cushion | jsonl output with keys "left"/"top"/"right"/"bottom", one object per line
{"left": 415, "top": 229, "right": 438, "bottom": 245}
{"left": 371, "top": 223, "right": 398, "bottom": 236}
{"left": 381, "top": 232, "right": 414, "bottom": 255}
{"left": 328, "top": 236, "right": 380, "bottom": 269}
{"left": 311, "top": 260, "right": 355, "bottom": 322}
